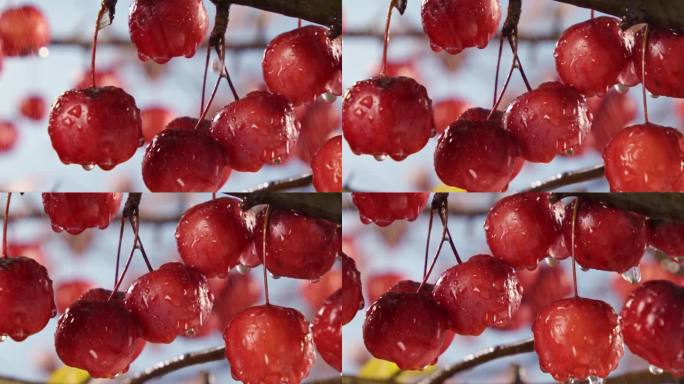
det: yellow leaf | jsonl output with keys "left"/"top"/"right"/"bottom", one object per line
{"left": 433, "top": 184, "right": 465, "bottom": 192}
{"left": 358, "top": 358, "right": 437, "bottom": 380}
{"left": 48, "top": 366, "right": 90, "bottom": 384}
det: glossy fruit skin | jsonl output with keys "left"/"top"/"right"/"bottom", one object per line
{"left": 341, "top": 253, "right": 364, "bottom": 324}
{"left": 263, "top": 26, "right": 340, "bottom": 105}
{"left": 435, "top": 119, "right": 522, "bottom": 192}
{"left": 142, "top": 122, "right": 230, "bottom": 192}
{"left": 55, "top": 279, "right": 93, "bottom": 313}
{"left": 343, "top": 76, "right": 433, "bottom": 161}
{"left": 634, "top": 27, "right": 684, "bottom": 98}
{"left": 533, "top": 297, "right": 623, "bottom": 381}
{"left": 620, "top": 280, "right": 684, "bottom": 376}
{"left": 421, "top": 0, "right": 501, "bottom": 55}
{"left": 224, "top": 304, "right": 315, "bottom": 384}
{"left": 0, "top": 5, "right": 50, "bottom": 56}
{"left": 42, "top": 193, "right": 122, "bottom": 235}
{"left": 213, "top": 272, "right": 261, "bottom": 328}
{"left": 485, "top": 193, "right": 561, "bottom": 270}
{"left": 352, "top": 192, "right": 430, "bottom": 227}
{"left": 294, "top": 99, "right": 339, "bottom": 163}
{"left": 125, "top": 262, "right": 213, "bottom": 343}
{"left": 366, "top": 272, "right": 405, "bottom": 304}
{"left": 55, "top": 290, "right": 142, "bottom": 378}
{"left": 433, "top": 98, "right": 469, "bottom": 134}
{"left": 613, "top": 261, "right": 684, "bottom": 300}
{"left": 554, "top": 17, "right": 629, "bottom": 96}
{"left": 312, "top": 135, "right": 342, "bottom": 192}
{"left": 363, "top": 286, "right": 450, "bottom": 370}
{"left": 433, "top": 254, "right": 522, "bottom": 335}
{"left": 589, "top": 90, "right": 637, "bottom": 151}
{"left": 128, "top": 0, "right": 208, "bottom": 64}
{"left": 0, "top": 257, "right": 56, "bottom": 341}
{"left": 301, "top": 270, "right": 341, "bottom": 311}
{"left": 176, "top": 198, "right": 250, "bottom": 277}
{"left": 254, "top": 209, "right": 338, "bottom": 279}
{"left": 19, "top": 94, "right": 47, "bottom": 121}
{"left": 48, "top": 86, "right": 143, "bottom": 170}
{"left": 210, "top": 90, "right": 299, "bottom": 172}
{"left": 503, "top": 81, "right": 591, "bottom": 162}
{"left": 313, "top": 290, "right": 342, "bottom": 371}
{"left": 603, "top": 123, "right": 684, "bottom": 192}
{"left": 141, "top": 106, "right": 175, "bottom": 142}
{"left": 649, "top": 220, "right": 684, "bottom": 259}
{"left": 0, "top": 120, "right": 18, "bottom": 152}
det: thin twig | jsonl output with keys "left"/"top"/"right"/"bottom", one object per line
{"left": 521, "top": 165, "right": 605, "bottom": 192}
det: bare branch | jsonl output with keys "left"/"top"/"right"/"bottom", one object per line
{"left": 521, "top": 165, "right": 605, "bottom": 192}
{"left": 552, "top": 0, "right": 684, "bottom": 31}
{"left": 124, "top": 347, "right": 225, "bottom": 384}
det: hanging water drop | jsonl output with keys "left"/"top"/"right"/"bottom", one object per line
{"left": 580, "top": 266, "right": 590, "bottom": 272}
{"left": 587, "top": 376, "right": 604, "bottom": 384}
{"left": 613, "top": 83, "right": 628, "bottom": 94}
{"left": 82, "top": 163, "right": 95, "bottom": 171}
{"left": 0, "top": 334, "right": 7, "bottom": 342}
{"left": 544, "top": 256, "right": 557, "bottom": 266}
{"left": 621, "top": 265, "right": 641, "bottom": 284}
{"left": 235, "top": 264, "right": 250, "bottom": 274}
{"left": 321, "top": 92, "right": 337, "bottom": 103}
{"left": 373, "top": 154, "right": 387, "bottom": 162}
{"left": 649, "top": 365, "right": 664, "bottom": 375}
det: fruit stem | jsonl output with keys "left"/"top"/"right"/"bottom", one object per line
{"left": 508, "top": 35, "right": 532, "bottom": 92}
{"left": 262, "top": 205, "right": 272, "bottom": 305}
{"left": 194, "top": 67, "right": 224, "bottom": 130}
{"left": 297, "top": 18, "right": 302, "bottom": 28}
{"left": 200, "top": 43, "right": 212, "bottom": 116}
{"left": 641, "top": 24, "right": 650, "bottom": 124}
{"left": 417, "top": 217, "right": 448, "bottom": 292}
{"left": 591, "top": 9, "right": 595, "bottom": 19}
{"left": 438, "top": 210, "right": 462, "bottom": 264}
{"left": 492, "top": 33, "right": 505, "bottom": 109}
{"left": 1, "top": 193, "right": 11, "bottom": 258}
{"left": 571, "top": 197, "right": 580, "bottom": 298}
{"left": 423, "top": 205, "right": 435, "bottom": 279}
{"left": 113, "top": 214, "right": 126, "bottom": 287}
{"left": 488, "top": 54, "right": 516, "bottom": 120}
{"left": 109, "top": 219, "right": 141, "bottom": 300}
{"left": 130, "top": 215, "right": 153, "bottom": 272}
{"left": 380, "top": 0, "right": 394, "bottom": 76}
{"left": 91, "top": 2, "right": 107, "bottom": 88}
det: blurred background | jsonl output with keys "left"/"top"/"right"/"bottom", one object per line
{"left": 342, "top": 193, "right": 684, "bottom": 383}
{"left": 0, "top": 193, "right": 340, "bottom": 383}
{"left": 342, "top": 0, "right": 684, "bottom": 191}
{"left": 0, "top": 1, "right": 340, "bottom": 191}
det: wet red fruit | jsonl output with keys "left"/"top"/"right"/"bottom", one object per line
{"left": 55, "top": 289, "right": 142, "bottom": 378}
{"left": 634, "top": 27, "right": 684, "bottom": 98}
{"left": 435, "top": 119, "right": 522, "bottom": 192}
{"left": 0, "top": 257, "right": 55, "bottom": 341}
{"left": 589, "top": 90, "right": 637, "bottom": 151}
{"left": 176, "top": 198, "right": 250, "bottom": 277}
{"left": 366, "top": 272, "right": 405, "bottom": 304}
{"left": 341, "top": 253, "right": 364, "bottom": 324}
{"left": 612, "top": 261, "right": 684, "bottom": 300}
{"left": 649, "top": 219, "right": 684, "bottom": 259}
{"left": 210, "top": 90, "right": 299, "bottom": 172}
{"left": 603, "top": 123, "right": 684, "bottom": 192}
{"left": 48, "top": 87, "right": 143, "bottom": 170}
{"left": 125, "top": 262, "right": 213, "bottom": 343}
{"left": 55, "top": 279, "right": 93, "bottom": 313}
{"left": 255, "top": 209, "right": 338, "bottom": 279}
{"left": 433, "top": 98, "right": 469, "bottom": 134}
{"left": 213, "top": 272, "right": 261, "bottom": 328}
{"left": 421, "top": 0, "right": 501, "bottom": 55}
{"left": 141, "top": 106, "right": 175, "bottom": 142}
{"left": 74, "top": 68, "right": 124, "bottom": 90}
{"left": 485, "top": 193, "right": 561, "bottom": 269}
{"left": 363, "top": 285, "right": 450, "bottom": 370}
{"left": 300, "top": 270, "right": 341, "bottom": 311}
{"left": 0, "top": 120, "right": 18, "bottom": 152}
{"left": 294, "top": 99, "right": 340, "bottom": 163}
{"left": 313, "top": 290, "right": 342, "bottom": 371}
{"left": 533, "top": 297, "right": 623, "bottom": 381}
{"left": 503, "top": 81, "right": 591, "bottom": 162}
{"left": 621, "top": 280, "right": 684, "bottom": 376}
{"left": 128, "top": 0, "right": 208, "bottom": 63}
{"left": 554, "top": 17, "right": 629, "bottom": 96}
{"left": 433, "top": 254, "right": 522, "bottom": 335}
{"left": 311, "top": 135, "right": 342, "bottom": 192}
{"left": 263, "top": 26, "right": 341, "bottom": 104}
{"left": 343, "top": 76, "right": 433, "bottom": 161}
{"left": 224, "top": 304, "right": 315, "bottom": 383}
{"left": 42, "top": 193, "right": 122, "bottom": 235}
{"left": 0, "top": 5, "right": 50, "bottom": 56}
{"left": 523, "top": 265, "right": 573, "bottom": 319}
{"left": 352, "top": 192, "right": 429, "bottom": 227}
{"left": 19, "top": 94, "right": 47, "bottom": 121}
{"left": 142, "top": 122, "right": 229, "bottom": 192}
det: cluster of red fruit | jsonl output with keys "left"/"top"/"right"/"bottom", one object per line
{"left": 0, "top": 193, "right": 342, "bottom": 382}
{"left": 343, "top": 0, "right": 684, "bottom": 192}
{"left": 349, "top": 192, "right": 684, "bottom": 381}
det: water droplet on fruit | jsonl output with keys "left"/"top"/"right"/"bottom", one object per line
{"left": 613, "top": 83, "right": 628, "bottom": 94}
{"left": 649, "top": 365, "right": 664, "bottom": 375}
{"left": 184, "top": 327, "right": 197, "bottom": 337}
{"left": 321, "top": 92, "right": 337, "bottom": 103}
{"left": 649, "top": 92, "right": 660, "bottom": 99}
{"left": 373, "top": 154, "right": 387, "bottom": 162}
{"left": 236, "top": 264, "right": 250, "bottom": 274}
{"left": 82, "top": 164, "right": 95, "bottom": 171}
{"left": 621, "top": 265, "right": 641, "bottom": 284}
{"left": 580, "top": 266, "right": 589, "bottom": 272}
{"left": 270, "top": 273, "right": 281, "bottom": 279}
{"left": 674, "top": 256, "right": 684, "bottom": 264}
{"left": 544, "top": 257, "right": 557, "bottom": 266}
{"left": 587, "top": 376, "right": 604, "bottom": 384}
{"left": 0, "top": 334, "right": 7, "bottom": 343}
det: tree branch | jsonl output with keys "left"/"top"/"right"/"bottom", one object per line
{"left": 552, "top": 0, "right": 684, "bottom": 31}
{"left": 231, "top": 0, "right": 341, "bottom": 32}
{"left": 230, "top": 192, "right": 341, "bottom": 223}
{"left": 244, "top": 174, "right": 313, "bottom": 193}
{"left": 521, "top": 164, "right": 605, "bottom": 192}
{"left": 124, "top": 346, "right": 225, "bottom": 384}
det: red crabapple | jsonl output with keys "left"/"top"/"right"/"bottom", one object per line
{"left": 0, "top": 257, "right": 55, "bottom": 341}
{"left": 433, "top": 98, "right": 469, "bottom": 134}
{"left": 421, "top": 0, "right": 501, "bottom": 55}
{"left": 300, "top": 270, "right": 341, "bottom": 311}
{"left": 588, "top": 90, "right": 637, "bottom": 151}
{"left": 634, "top": 27, "right": 684, "bottom": 98}
{"left": 19, "top": 94, "right": 47, "bottom": 121}
{"left": 503, "top": 81, "right": 591, "bottom": 162}
{"left": 341, "top": 253, "right": 364, "bottom": 324}
{"left": 485, "top": 193, "right": 561, "bottom": 270}
{"left": 141, "top": 106, "right": 175, "bottom": 142}
{"left": 312, "top": 135, "right": 342, "bottom": 192}
{"left": 263, "top": 26, "right": 341, "bottom": 104}
{"left": 0, "top": 5, "right": 50, "bottom": 56}
{"left": 142, "top": 122, "right": 230, "bottom": 192}
{"left": 603, "top": 123, "right": 684, "bottom": 192}
{"left": 176, "top": 198, "right": 250, "bottom": 277}
{"left": 612, "top": 261, "right": 684, "bottom": 300}
{"left": 210, "top": 90, "right": 299, "bottom": 172}
{"left": 459, "top": 107, "right": 504, "bottom": 123}
{"left": 74, "top": 68, "right": 124, "bottom": 90}
{"left": 376, "top": 59, "right": 422, "bottom": 82}
{"left": 55, "top": 279, "right": 93, "bottom": 313}
{"left": 433, "top": 254, "right": 522, "bottom": 335}
{"left": 224, "top": 304, "right": 315, "bottom": 383}
{"left": 533, "top": 297, "right": 623, "bottom": 382}
{"left": 313, "top": 290, "right": 342, "bottom": 371}
{"left": 620, "top": 280, "right": 684, "bottom": 376}
{"left": 125, "top": 262, "right": 213, "bottom": 343}
{"left": 294, "top": 99, "right": 340, "bottom": 163}
{"left": 213, "top": 272, "right": 261, "bottom": 328}
{"left": 7, "top": 242, "right": 48, "bottom": 267}
{"left": 42, "top": 193, "right": 122, "bottom": 235}
{"left": 343, "top": 76, "right": 433, "bottom": 161}
{"left": 351, "top": 192, "right": 429, "bottom": 227}
{"left": 649, "top": 219, "right": 684, "bottom": 259}
{"left": 255, "top": 209, "right": 338, "bottom": 279}
{"left": 0, "top": 120, "right": 18, "bottom": 152}
{"left": 366, "top": 272, "right": 405, "bottom": 304}
{"left": 128, "top": 0, "right": 208, "bottom": 64}
{"left": 48, "top": 87, "right": 143, "bottom": 170}
{"left": 554, "top": 17, "right": 629, "bottom": 96}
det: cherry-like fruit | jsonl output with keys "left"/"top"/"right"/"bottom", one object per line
{"left": 313, "top": 290, "right": 342, "bottom": 371}
{"left": 141, "top": 106, "right": 175, "bottom": 142}
{"left": 55, "top": 279, "right": 93, "bottom": 313}
{"left": 0, "top": 5, "right": 50, "bottom": 56}
{"left": 213, "top": 272, "right": 261, "bottom": 328}
{"left": 42, "top": 193, "right": 122, "bottom": 235}
{"left": 352, "top": 192, "right": 429, "bottom": 227}
{"left": 649, "top": 219, "right": 684, "bottom": 259}
{"left": 432, "top": 98, "right": 469, "bottom": 135}
{"left": 294, "top": 99, "right": 339, "bottom": 163}
{"left": 19, "top": 94, "right": 47, "bottom": 121}
{"left": 588, "top": 90, "right": 637, "bottom": 151}
{"left": 0, "top": 120, "right": 18, "bottom": 152}
{"left": 634, "top": 27, "right": 684, "bottom": 98}
{"left": 311, "top": 135, "right": 342, "bottom": 192}
{"left": 366, "top": 272, "right": 405, "bottom": 304}
{"left": 341, "top": 253, "right": 364, "bottom": 324}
